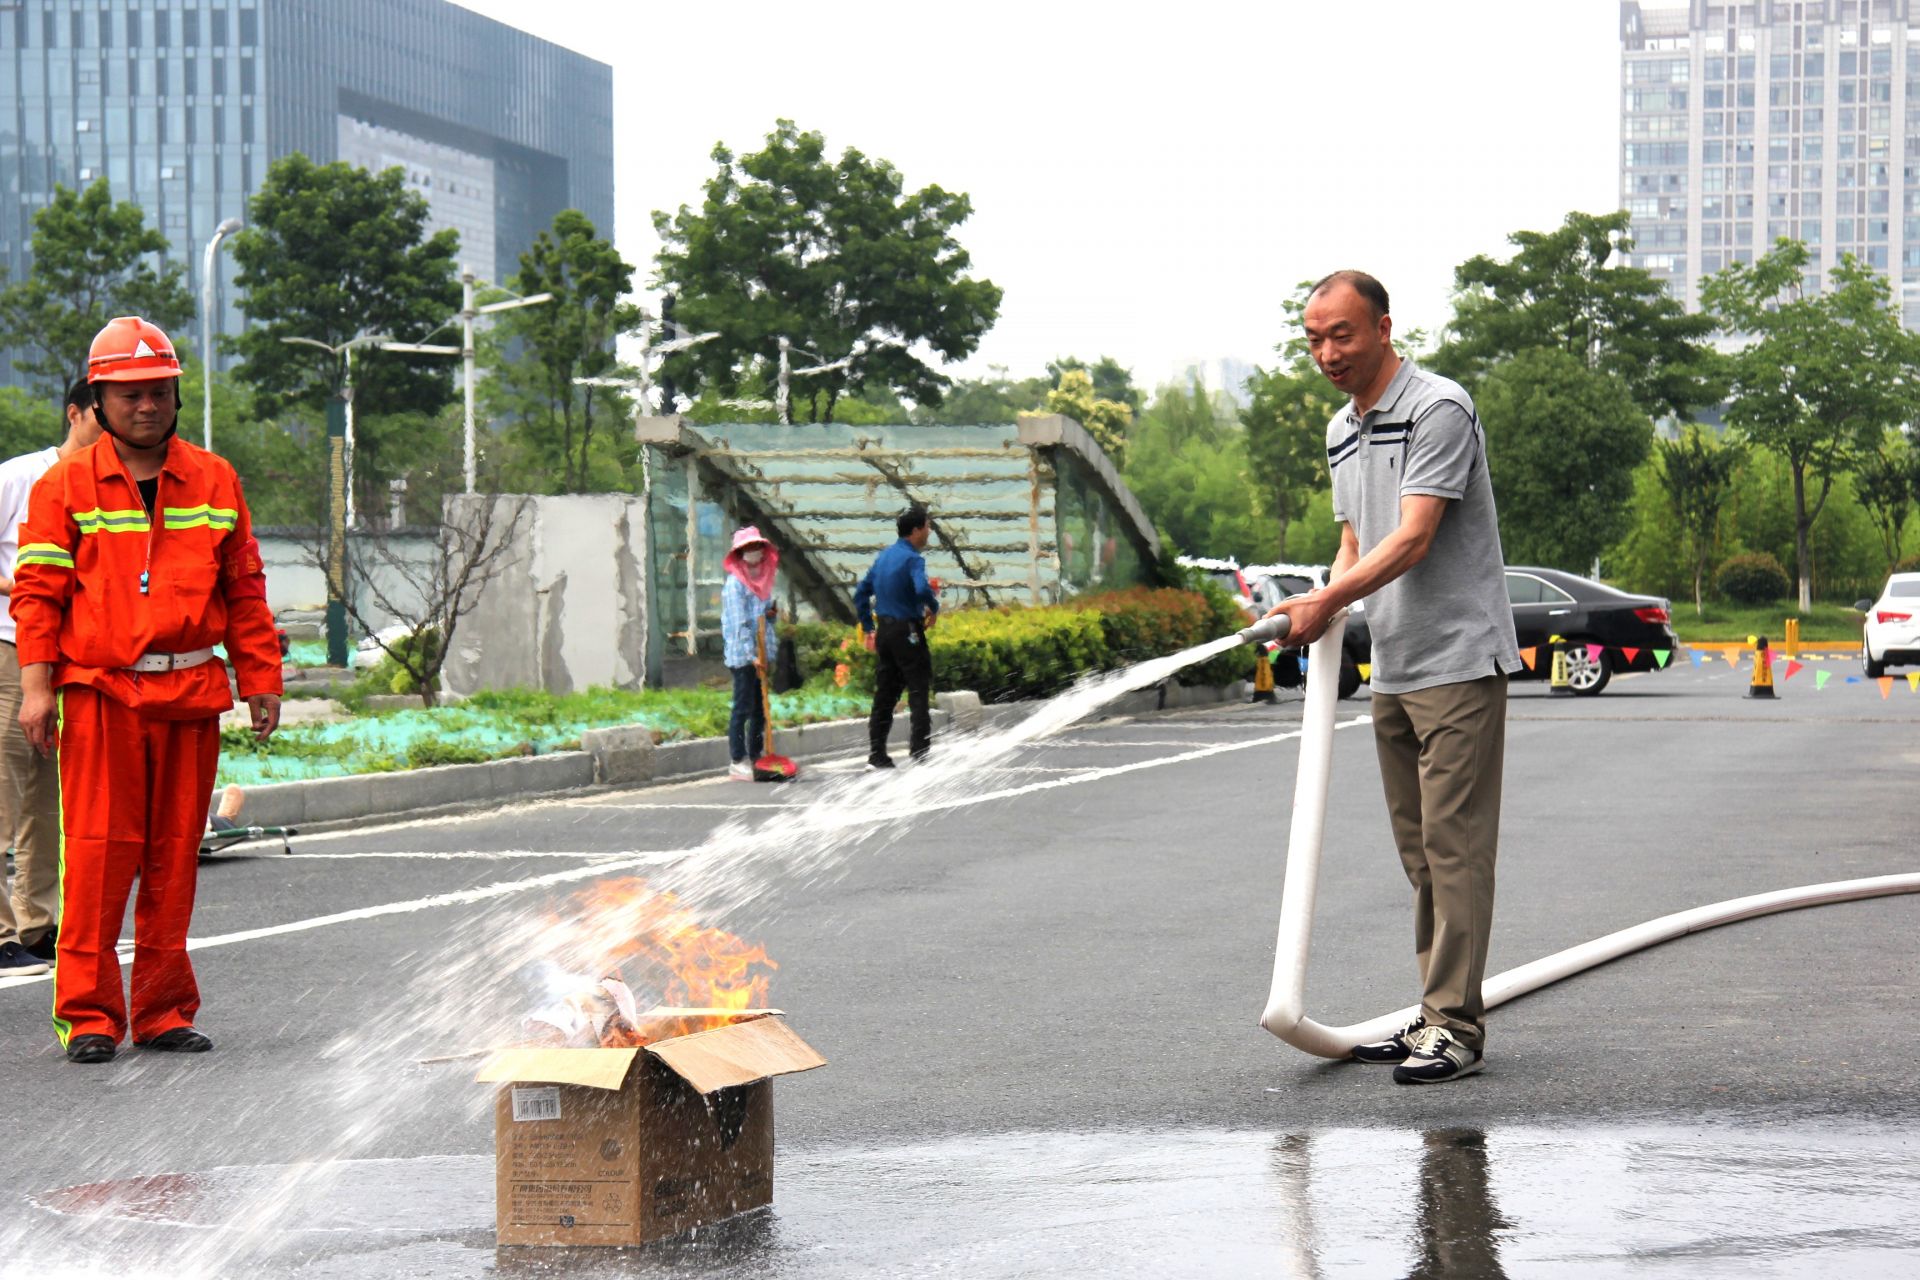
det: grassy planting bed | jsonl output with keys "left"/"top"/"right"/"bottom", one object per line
{"left": 1666, "top": 601, "right": 1865, "bottom": 644}
{"left": 218, "top": 684, "right": 869, "bottom": 786}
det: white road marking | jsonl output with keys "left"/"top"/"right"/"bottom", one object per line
{"left": 0, "top": 715, "right": 1371, "bottom": 990}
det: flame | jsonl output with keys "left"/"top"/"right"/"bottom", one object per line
{"left": 537, "top": 877, "right": 777, "bottom": 1047}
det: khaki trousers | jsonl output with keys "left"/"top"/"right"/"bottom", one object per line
{"left": 0, "top": 639, "right": 62, "bottom": 947}
{"left": 1371, "top": 673, "right": 1507, "bottom": 1052}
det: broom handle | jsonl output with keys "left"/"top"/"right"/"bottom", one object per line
{"left": 757, "top": 614, "right": 775, "bottom": 756}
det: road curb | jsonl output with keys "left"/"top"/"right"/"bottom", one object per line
{"left": 239, "top": 679, "right": 1250, "bottom": 831}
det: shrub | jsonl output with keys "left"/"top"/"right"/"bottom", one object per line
{"left": 929, "top": 606, "right": 1109, "bottom": 702}
{"left": 1715, "top": 552, "right": 1792, "bottom": 605}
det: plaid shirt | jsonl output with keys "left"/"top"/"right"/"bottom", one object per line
{"left": 721, "top": 574, "right": 778, "bottom": 669}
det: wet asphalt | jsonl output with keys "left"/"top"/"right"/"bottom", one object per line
{"left": 0, "top": 653, "right": 1916, "bottom": 1277}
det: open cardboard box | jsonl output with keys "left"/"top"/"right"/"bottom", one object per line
{"left": 476, "top": 1008, "right": 826, "bottom": 1246}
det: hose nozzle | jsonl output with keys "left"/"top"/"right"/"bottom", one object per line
{"left": 1237, "top": 614, "right": 1293, "bottom": 646}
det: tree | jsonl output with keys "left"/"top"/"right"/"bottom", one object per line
{"left": 1042, "top": 368, "right": 1132, "bottom": 466}
{"left": 1853, "top": 431, "right": 1920, "bottom": 574}
{"left": 1655, "top": 424, "right": 1743, "bottom": 614}
{"left": 1433, "top": 209, "right": 1723, "bottom": 418}
{"left": 489, "top": 210, "right": 642, "bottom": 494}
{"left": 316, "top": 494, "right": 532, "bottom": 707}
{"left": 0, "top": 180, "right": 195, "bottom": 394}
{"left": 1240, "top": 362, "right": 1337, "bottom": 561}
{"left": 1473, "top": 348, "right": 1653, "bottom": 571}
{"left": 1121, "top": 378, "right": 1265, "bottom": 558}
{"left": 1048, "top": 355, "right": 1142, "bottom": 415}
{"left": 910, "top": 366, "right": 1049, "bottom": 425}
{"left": 652, "top": 120, "right": 1002, "bottom": 420}
{"left": 1702, "top": 242, "right": 1920, "bottom": 610}
{"left": 229, "top": 155, "right": 461, "bottom": 421}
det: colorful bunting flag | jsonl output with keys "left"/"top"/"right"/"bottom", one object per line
{"left": 1654, "top": 649, "right": 1671, "bottom": 668}
{"left": 1816, "top": 670, "right": 1832, "bottom": 690}
{"left": 1358, "top": 663, "right": 1372, "bottom": 681}
{"left": 1845, "top": 676, "right": 1862, "bottom": 684}
{"left": 1783, "top": 660, "right": 1804, "bottom": 681}
{"left": 1689, "top": 649, "right": 1706, "bottom": 668}
{"left": 1909, "top": 673, "right": 1920, "bottom": 694}
{"left": 1622, "top": 647, "right": 1641, "bottom": 664}
{"left": 1518, "top": 646, "right": 1538, "bottom": 671}
{"left": 1879, "top": 676, "right": 1895, "bottom": 699}
{"left": 1723, "top": 650, "right": 1741, "bottom": 668}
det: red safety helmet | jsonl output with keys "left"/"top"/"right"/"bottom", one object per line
{"left": 87, "top": 316, "right": 182, "bottom": 384}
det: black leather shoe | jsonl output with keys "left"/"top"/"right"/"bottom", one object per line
{"left": 65, "top": 1034, "right": 116, "bottom": 1064}
{"left": 138, "top": 1027, "right": 213, "bottom": 1053}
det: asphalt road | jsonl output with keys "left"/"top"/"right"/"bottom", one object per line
{"left": 1, "top": 654, "right": 1916, "bottom": 1277}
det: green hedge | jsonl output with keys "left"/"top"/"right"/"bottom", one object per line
{"left": 780, "top": 585, "right": 1252, "bottom": 704}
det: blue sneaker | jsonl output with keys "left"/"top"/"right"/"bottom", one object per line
{"left": 0, "top": 941, "right": 50, "bottom": 977}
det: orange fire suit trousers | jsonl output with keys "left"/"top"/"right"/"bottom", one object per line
{"left": 52, "top": 685, "right": 220, "bottom": 1047}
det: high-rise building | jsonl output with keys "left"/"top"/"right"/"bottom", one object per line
{"left": 1621, "top": 1, "right": 1920, "bottom": 327}
{"left": 0, "top": 0, "right": 612, "bottom": 382}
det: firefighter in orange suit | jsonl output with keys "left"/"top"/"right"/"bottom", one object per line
{"left": 10, "top": 316, "right": 282, "bottom": 1065}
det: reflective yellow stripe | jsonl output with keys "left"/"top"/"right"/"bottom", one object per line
{"left": 72, "top": 506, "right": 149, "bottom": 534}
{"left": 162, "top": 505, "right": 237, "bottom": 530}
{"left": 17, "top": 543, "right": 73, "bottom": 568}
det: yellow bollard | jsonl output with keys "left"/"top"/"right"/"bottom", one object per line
{"left": 1549, "top": 634, "right": 1573, "bottom": 696}
{"left": 1784, "top": 616, "right": 1800, "bottom": 659}
{"left": 1251, "top": 644, "right": 1277, "bottom": 703}
{"left": 1745, "top": 634, "right": 1776, "bottom": 699}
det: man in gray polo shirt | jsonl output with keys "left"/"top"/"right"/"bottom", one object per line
{"left": 1264, "top": 270, "right": 1520, "bottom": 1085}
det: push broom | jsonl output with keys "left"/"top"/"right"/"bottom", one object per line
{"left": 752, "top": 616, "right": 798, "bottom": 782}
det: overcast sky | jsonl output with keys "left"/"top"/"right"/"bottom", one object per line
{"left": 454, "top": 0, "right": 1623, "bottom": 391}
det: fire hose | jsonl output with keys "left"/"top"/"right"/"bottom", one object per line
{"left": 1237, "top": 610, "right": 1920, "bottom": 1060}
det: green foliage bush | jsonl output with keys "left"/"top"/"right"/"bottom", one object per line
{"left": 1715, "top": 551, "right": 1792, "bottom": 604}
{"left": 782, "top": 585, "right": 1251, "bottom": 705}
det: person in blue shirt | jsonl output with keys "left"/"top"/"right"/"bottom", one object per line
{"left": 855, "top": 506, "right": 940, "bottom": 769}
{"left": 720, "top": 526, "right": 780, "bottom": 781}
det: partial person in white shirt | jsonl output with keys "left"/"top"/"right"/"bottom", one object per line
{"left": 0, "top": 378, "right": 101, "bottom": 976}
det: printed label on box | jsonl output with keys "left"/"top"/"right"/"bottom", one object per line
{"left": 511, "top": 1086, "right": 562, "bottom": 1122}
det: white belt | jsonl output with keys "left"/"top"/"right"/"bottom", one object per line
{"left": 126, "top": 647, "right": 216, "bottom": 674}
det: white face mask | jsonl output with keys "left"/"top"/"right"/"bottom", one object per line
{"left": 741, "top": 548, "right": 765, "bottom": 567}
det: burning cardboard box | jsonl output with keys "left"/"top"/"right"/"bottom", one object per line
{"left": 478, "top": 1007, "right": 825, "bottom": 1246}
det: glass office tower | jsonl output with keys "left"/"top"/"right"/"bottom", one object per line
{"left": 0, "top": 0, "right": 613, "bottom": 382}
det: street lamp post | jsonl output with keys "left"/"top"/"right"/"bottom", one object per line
{"left": 200, "top": 217, "right": 244, "bottom": 450}
{"left": 384, "top": 266, "right": 553, "bottom": 494}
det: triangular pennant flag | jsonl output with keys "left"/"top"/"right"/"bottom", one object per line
{"left": 1723, "top": 650, "right": 1741, "bottom": 668}
{"left": 1689, "top": 649, "right": 1706, "bottom": 667}
{"left": 1879, "top": 676, "right": 1894, "bottom": 699}
{"left": 1845, "top": 676, "right": 1862, "bottom": 684}
{"left": 1654, "top": 649, "right": 1671, "bottom": 669}
{"left": 1909, "top": 673, "right": 1920, "bottom": 693}
{"left": 1518, "top": 646, "right": 1538, "bottom": 670}
{"left": 1816, "top": 669, "right": 1832, "bottom": 690}
{"left": 1358, "top": 663, "right": 1372, "bottom": 682}
{"left": 1783, "top": 660, "right": 1804, "bottom": 681}
{"left": 1587, "top": 644, "right": 1605, "bottom": 664}
{"left": 1622, "top": 647, "right": 1641, "bottom": 665}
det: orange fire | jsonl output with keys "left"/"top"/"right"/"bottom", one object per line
{"left": 538, "top": 877, "right": 777, "bottom": 1047}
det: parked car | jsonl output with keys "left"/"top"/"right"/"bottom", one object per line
{"left": 1338, "top": 566, "right": 1679, "bottom": 696}
{"left": 1176, "top": 555, "right": 1255, "bottom": 619}
{"left": 1857, "top": 572, "right": 1920, "bottom": 678}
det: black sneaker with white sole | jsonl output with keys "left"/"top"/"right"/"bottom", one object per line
{"left": 1391, "top": 1025, "right": 1484, "bottom": 1085}
{"left": 0, "top": 941, "right": 49, "bottom": 977}
{"left": 1351, "top": 1015, "right": 1424, "bottom": 1065}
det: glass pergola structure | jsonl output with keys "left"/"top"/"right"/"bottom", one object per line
{"left": 634, "top": 415, "right": 1162, "bottom": 683}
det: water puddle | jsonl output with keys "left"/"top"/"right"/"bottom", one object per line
{"left": 13, "top": 1124, "right": 1920, "bottom": 1278}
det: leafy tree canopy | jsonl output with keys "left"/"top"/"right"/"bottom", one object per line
{"left": 1433, "top": 209, "right": 1723, "bottom": 419}
{"left": 1475, "top": 347, "right": 1653, "bottom": 572}
{"left": 1048, "top": 355, "right": 1141, "bottom": 414}
{"left": 1042, "top": 369, "right": 1132, "bottom": 467}
{"left": 652, "top": 120, "right": 1002, "bottom": 422}
{"left": 0, "top": 179, "right": 194, "bottom": 394}
{"left": 229, "top": 155, "right": 461, "bottom": 420}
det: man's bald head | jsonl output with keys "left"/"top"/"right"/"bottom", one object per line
{"left": 1308, "top": 270, "right": 1390, "bottom": 322}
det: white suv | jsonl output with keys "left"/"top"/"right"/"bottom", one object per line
{"left": 1858, "top": 572, "right": 1920, "bottom": 678}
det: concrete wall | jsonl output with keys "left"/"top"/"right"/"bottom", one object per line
{"left": 259, "top": 529, "right": 436, "bottom": 626}
{"left": 440, "top": 493, "right": 650, "bottom": 696}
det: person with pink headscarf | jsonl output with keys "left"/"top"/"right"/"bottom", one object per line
{"left": 720, "top": 526, "right": 780, "bottom": 781}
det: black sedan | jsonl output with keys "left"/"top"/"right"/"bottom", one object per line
{"left": 1338, "top": 567, "right": 1680, "bottom": 696}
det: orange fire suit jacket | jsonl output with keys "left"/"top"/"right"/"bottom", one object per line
{"left": 9, "top": 436, "right": 281, "bottom": 718}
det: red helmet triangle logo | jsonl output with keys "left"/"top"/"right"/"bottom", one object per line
{"left": 133, "top": 339, "right": 156, "bottom": 358}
